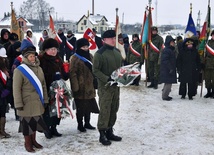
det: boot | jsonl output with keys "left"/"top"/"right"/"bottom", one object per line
{"left": 84, "top": 113, "right": 96, "bottom": 130}
{"left": 106, "top": 127, "right": 122, "bottom": 141}
{"left": 153, "top": 80, "right": 158, "bottom": 89}
{"left": 0, "top": 117, "right": 11, "bottom": 138}
{"left": 31, "top": 132, "right": 43, "bottom": 149}
{"left": 51, "top": 125, "right": 62, "bottom": 137}
{"left": 147, "top": 80, "right": 154, "bottom": 88}
{"left": 44, "top": 128, "right": 52, "bottom": 139}
{"left": 76, "top": 113, "right": 86, "bottom": 132}
{"left": 204, "top": 88, "right": 211, "bottom": 98}
{"left": 24, "top": 135, "right": 35, "bottom": 152}
{"left": 99, "top": 130, "right": 111, "bottom": 146}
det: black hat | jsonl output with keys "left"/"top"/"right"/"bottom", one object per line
{"left": 22, "top": 47, "right": 37, "bottom": 58}
{"left": 211, "top": 30, "right": 214, "bottom": 36}
{"left": 92, "top": 28, "right": 97, "bottom": 33}
{"left": 102, "top": 30, "right": 116, "bottom": 39}
{"left": 151, "top": 26, "right": 158, "bottom": 31}
{"left": 42, "top": 38, "right": 59, "bottom": 51}
{"left": 9, "top": 33, "right": 19, "bottom": 41}
{"left": 76, "top": 38, "right": 89, "bottom": 50}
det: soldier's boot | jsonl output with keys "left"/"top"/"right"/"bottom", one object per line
{"left": 0, "top": 117, "right": 11, "bottom": 138}
{"left": 204, "top": 88, "right": 212, "bottom": 98}
{"left": 147, "top": 80, "right": 154, "bottom": 88}
{"left": 106, "top": 127, "right": 122, "bottom": 141}
{"left": 51, "top": 125, "right": 62, "bottom": 137}
{"left": 99, "top": 130, "right": 111, "bottom": 146}
{"left": 153, "top": 80, "right": 158, "bottom": 89}
{"left": 84, "top": 112, "right": 96, "bottom": 130}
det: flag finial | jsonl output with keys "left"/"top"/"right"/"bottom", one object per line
{"left": 10, "top": 2, "right": 13, "bottom": 10}
{"left": 190, "top": 3, "right": 192, "bottom": 14}
{"left": 116, "top": 8, "right": 118, "bottom": 16}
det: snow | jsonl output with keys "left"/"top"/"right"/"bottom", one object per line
{"left": 1, "top": 33, "right": 214, "bottom": 155}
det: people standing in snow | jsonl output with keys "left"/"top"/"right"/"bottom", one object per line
{"left": 176, "top": 37, "right": 201, "bottom": 100}
{"left": 65, "top": 30, "right": 76, "bottom": 61}
{"left": 93, "top": 30, "right": 123, "bottom": 146}
{"left": 0, "top": 46, "right": 11, "bottom": 138}
{"left": 160, "top": 35, "right": 177, "bottom": 101}
{"left": 13, "top": 46, "right": 48, "bottom": 152}
{"left": 92, "top": 28, "right": 103, "bottom": 49}
{"left": 57, "top": 28, "right": 66, "bottom": 61}
{"left": 38, "top": 38, "right": 68, "bottom": 139}
{"left": 38, "top": 29, "right": 49, "bottom": 52}
{"left": 69, "top": 38, "right": 99, "bottom": 132}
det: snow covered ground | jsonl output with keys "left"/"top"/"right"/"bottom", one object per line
{"left": 1, "top": 33, "right": 214, "bottom": 154}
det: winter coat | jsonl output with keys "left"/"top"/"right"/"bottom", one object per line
{"left": 0, "top": 29, "right": 11, "bottom": 51}
{"left": 127, "top": 40, "right": 144, "bottom": 64}
{"left": 13, "top": 57, "right": 49, "bottom": 117}
{"left": 65, "top": 34, "right": 76, "bottom": 60}
{"left": 149, "top": 34, "right": 164, "bottom": 62}
{"left": 25, "top": 29, "right": 37, "bottom": 48}
{"left": 93, "top": 44, "right": 123, "bottom": 87}
{"left": 160, "top": 36, "right": 177, "bottom": 84}
{"left": 0, "top": 71, "right": 11, "bottom": 106}
{"left": 69, "top": 52, "right": 96, "bottom": 99}
{"left": 176, "top": 40, "right": 201, "bottom": 83}
{"left": 38, "top": 53, "right": 68, "bottom": 92}
{"left": 204, "top": 39, "right": 214, "bottom": 70}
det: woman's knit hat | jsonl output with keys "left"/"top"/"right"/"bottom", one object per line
{"left": 76, "top": 38, "right": 89, "bottom": 50}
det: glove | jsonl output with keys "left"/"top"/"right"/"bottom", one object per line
{"left": 1, "top": 89, "right": 10, "bottom": 98}
{"left": 16, "top": 107, "right": 23, "bottom": 111}
{"left": 169, "top": 69, "right": 173, "bottom": 74}
{"left": 112, "top": 82, "right": 118, "bottom": 86}
{"left": 54, "top": 72, "right": 61, "bottom": 81}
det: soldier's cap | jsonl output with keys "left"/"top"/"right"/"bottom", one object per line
{"left": 102, "top": 30, "right": 116, "bottom": 39}
{"left": 151, "top": 26, "right": 158, "bottom": 31}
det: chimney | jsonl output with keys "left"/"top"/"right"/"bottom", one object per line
{"left": 92, "top": 0, "right": 94, "bottom": 15}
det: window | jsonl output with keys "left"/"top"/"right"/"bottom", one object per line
{"left": 18, "top": 21, "right": 24, "bottom": 27}
{"left": 84, "top": 20, "right": 87, "bottom": 25}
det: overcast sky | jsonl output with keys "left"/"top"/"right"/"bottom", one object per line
{"left": 1, "top": 0, "right": 213, "bottom": 26}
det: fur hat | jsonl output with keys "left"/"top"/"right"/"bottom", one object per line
{"left": 42, "top": 38, "right": 59, "bottom": 51}
{"left": 76, "top": 38, "right": 89, "bottom": 50}
{"left": 0, "top": 47, "right": 7, "bottom": 57}
{"left": 102, "top": 30, "right": 116, "bottom": 39}
{"left": 211, "top": 30, "right": 214, "bottom": 36}
{"left": 20, "top": 39, "right": 36, "bottom": 52}
{"left": 9, "top": 33, "right": 19, "bottom": 41}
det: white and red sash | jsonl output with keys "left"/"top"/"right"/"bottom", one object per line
{"left": 206, "top": 44, "right": 214, "bottom": 56}
{"left": 66, "top": 40, "right": 74, "bottom": 50}
{"left": 149, "top": 41, "right": 160, "bottom": 53}
{"left": 0, "top": 70, "right": 7, "bottom": 85}
{"left": 129, "top": 43, "right": 141, "bottom": 57}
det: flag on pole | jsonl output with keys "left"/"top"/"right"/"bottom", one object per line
{"left": 199, "top": 0, "right": 211, "bottom": 55}
{"left": 115, "top": 12, "right": 126, "bottom": 60}
{"left": 49, "top": 15, "right": 62, "bottom": 44}
{"left": 10, "top": 5, "right": 23, "bottom": 41}
{"left": 184, "top": 3, "right": 197, "bottom": 39}
{"left": 83, "top": 28, "right": 97, "bottom": 50}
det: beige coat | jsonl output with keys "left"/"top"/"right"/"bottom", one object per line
{"left": 13, "top": 57, "right": 48, "bottom": 117}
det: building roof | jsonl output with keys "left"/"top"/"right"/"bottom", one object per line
{"left": 76, "top": 14, "right": 108, "bottom": 25}
{"left": 0, "top": 16, "right": 33, "bottom": 26}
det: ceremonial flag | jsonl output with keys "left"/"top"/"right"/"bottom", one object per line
{"left": 199, "top": 0, "right": 211, "bottom": 55}
{"left": 49, "top": 15, "right": 62, "bottom": 43}
{"left": 83, "top": 28, "right": 97, "bottom": 50}
{"left": 184, "top": 4, "right": 197, "bottom": 39}
{"left": 10, "top": 6, "right": 23, "bottom": 41}
{"left": 115, "top": 13, "right": 126, "bottom": 60}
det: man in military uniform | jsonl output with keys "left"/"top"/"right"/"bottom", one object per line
{"left": 93, "top": 30, "right": 123, "bottom": 146}
{"left": 203, "top": 30, "right": 214, "bottom": 98}
{"left": 147, "top": 26, "right": 164, "bottom": 89}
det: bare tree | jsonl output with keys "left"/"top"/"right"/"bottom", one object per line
{"left": 19, "top": 0, "right": 54, "bottom": 21}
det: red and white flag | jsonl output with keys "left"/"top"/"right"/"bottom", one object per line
{"left": 0, "top": 70, "right": 7, "bottom": 85}
{"left": 83, "top": 28, "right": 97, "bottom": 50}
{"left": 49, "top": 15, "right": 62, "bottom": 44}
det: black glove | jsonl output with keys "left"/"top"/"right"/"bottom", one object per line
{"left": 112, "top": 82, "right": 118, "bottom": 86}
{"left": 16, "top": 107, "right": 23, "bottom": 111}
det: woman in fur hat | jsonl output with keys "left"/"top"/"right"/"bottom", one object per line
{"left": 38, "top": 38, "right": 69, "bottom": 139}
{"left": 13, "top": 47, "right": 48, "bottom": 152}
{"left": 69, "top": 38, "right": 99, "bottom": 132}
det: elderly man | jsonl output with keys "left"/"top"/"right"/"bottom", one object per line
{"left": 93, "top": 30, "right": 123, "bottom": 146}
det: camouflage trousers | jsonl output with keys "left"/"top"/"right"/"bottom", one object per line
{"left": 97, "top": 85, "right": 120, "bottom": 130}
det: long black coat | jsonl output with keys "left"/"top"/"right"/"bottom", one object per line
{"left": 160, "top": 37, "right": 177, "bottom": 84}
{"left": 176, "top": 43, "right": 201, "bottom": 83}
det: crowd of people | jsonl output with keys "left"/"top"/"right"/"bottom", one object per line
{"left": 0, "top": 26, "right": 214, "bottom": 152}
